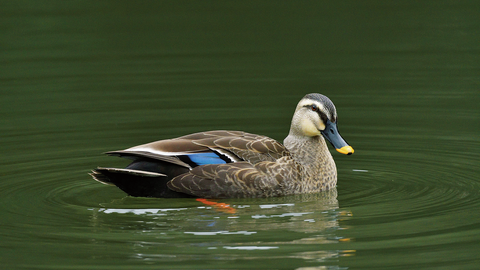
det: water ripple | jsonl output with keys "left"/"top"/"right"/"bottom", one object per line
{"left": 2, "top": 139, "right": 479, "bottom": 269}
{"left": 336, "top": 147, "right": 480, "bottom": 254}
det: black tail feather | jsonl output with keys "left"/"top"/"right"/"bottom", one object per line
{"left": 91, "top": 166, "right": 194, "bottom": 198}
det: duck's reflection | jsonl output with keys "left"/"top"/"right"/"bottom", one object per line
{"left": 89, "top": 189, "right": 353, "bottom": 264}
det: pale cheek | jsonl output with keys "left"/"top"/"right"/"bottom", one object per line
{"left": 301, "top": 118, "right": 322, "bottom": 136}
{"left": 317, "top": 121, "right": 325, "bottom": 131}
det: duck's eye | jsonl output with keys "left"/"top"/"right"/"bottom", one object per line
{"left": 311, "top": 105, "right": 318, "bottom": 111}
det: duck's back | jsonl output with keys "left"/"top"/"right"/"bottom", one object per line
{"left": 91, "top": 130, "right": 294, "bottom": 198}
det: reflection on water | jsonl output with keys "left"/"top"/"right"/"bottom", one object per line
{"left": 88, "top": 190, "right": 347, "bottom": 264}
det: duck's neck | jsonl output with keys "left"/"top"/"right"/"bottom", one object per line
{"left": 284, "top": 134, "right": 331, "bottom": 166}
{"left": 283, "top": 133, "right": 337, "bottom": 189}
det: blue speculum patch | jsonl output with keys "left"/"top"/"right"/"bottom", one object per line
{"left": 186, "top": 152, "right": 227, "bottom": 166}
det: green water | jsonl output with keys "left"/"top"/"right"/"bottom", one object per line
{"left": 1, "top": 1, "right": 479, "bottom": 269}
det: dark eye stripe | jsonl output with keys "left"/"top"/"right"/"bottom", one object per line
{"left": 319, "top": 111, "right": 329, "bottom": 124}
{"left": 304, "top": 104, "right": 329, "bottom": 123}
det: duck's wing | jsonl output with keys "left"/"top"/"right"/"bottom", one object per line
{"left": 106, "top": 130, "right": 289, "bottom": 168}
{"left": 97, "top": 130, "right": 292, "bottom": 198}
{"left": 188, "top": 130, "right": 288, "bottom": 164}
{"left": 167, "top": 157, "right": 299, "bottom": 198}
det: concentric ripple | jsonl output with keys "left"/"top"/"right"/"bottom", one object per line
{"left": 340, "top": 149, "right": 480, "bottom": 216}
{"left": 332, "top": 137, "right": 480, "bottom": 268}
{"left": 2, "top": 136, "right": 479, "bottom": 269}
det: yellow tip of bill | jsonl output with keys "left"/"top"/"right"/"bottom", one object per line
{"left": 336, "top": 145, "right": 354, "bottom": 155}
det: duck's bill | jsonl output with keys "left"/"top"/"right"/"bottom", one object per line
{"left": 336, "top": 145, "right": 354, "bottom": 155}
{"left": 320, "top": 120, "right": 354, "bottom": 155}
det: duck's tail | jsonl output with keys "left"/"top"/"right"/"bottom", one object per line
{"left": 90, "top": 167, "right": 194, "bottom": 198}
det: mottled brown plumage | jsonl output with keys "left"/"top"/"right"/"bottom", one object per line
{"left": 90, "top": 93, "right": 353, "bottom": 198}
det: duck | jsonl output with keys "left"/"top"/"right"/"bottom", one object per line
{"left": 90, "top": 93, "right": 354, "bottom": 198}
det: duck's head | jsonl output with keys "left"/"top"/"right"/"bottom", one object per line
{"left": 290, "top": 93, "right": 354, "bottom": 155}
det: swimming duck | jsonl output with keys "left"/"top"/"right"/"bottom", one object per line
{"left": 90, "top": 93, "right": 353, "bottom": 198}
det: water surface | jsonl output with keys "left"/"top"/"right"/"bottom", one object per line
{"left": 1, "top": 1, "right": 479, "bottom": 269}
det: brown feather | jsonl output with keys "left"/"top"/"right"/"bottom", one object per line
{"left": 167, "top": 157, "right": 300, "bottom": 198}
{"left": 106, "top": 150, "right": 191, "bottom": 168}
